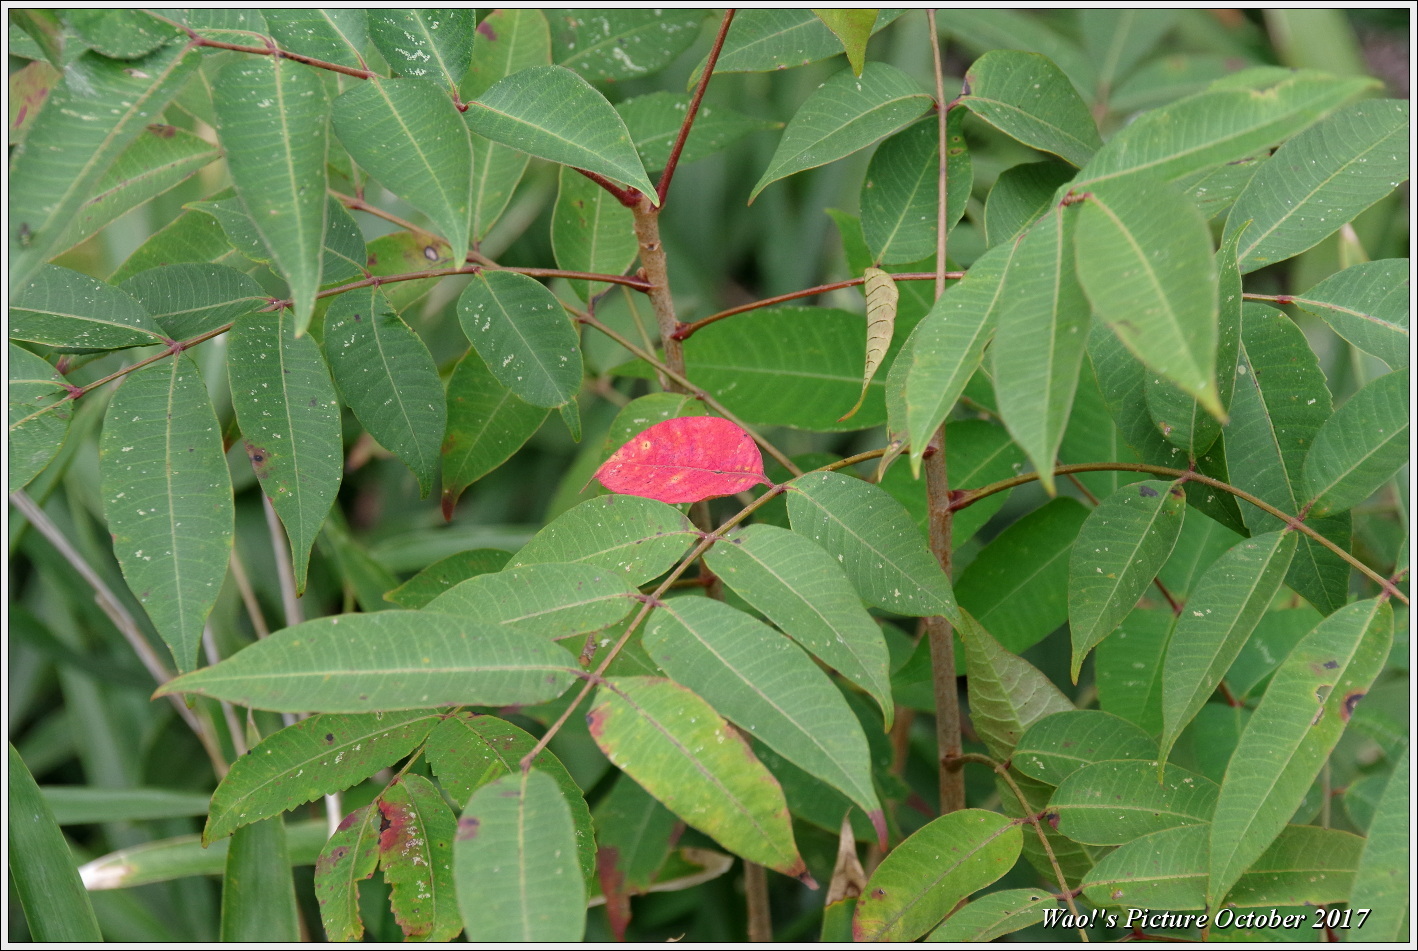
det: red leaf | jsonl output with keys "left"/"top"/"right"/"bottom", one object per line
{"left": 594, "top": 416, "right": 772, "bottom": 504}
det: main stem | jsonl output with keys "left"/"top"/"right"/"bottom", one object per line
{"left": 925, "top": 8, "right": 966, "bottom": 817}
{"left": 631, "top": 200, "right": 685, "bottom": 386}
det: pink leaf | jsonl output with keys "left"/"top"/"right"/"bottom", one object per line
{"left": 594, "top": 416, "right": 772, "bottom": 504}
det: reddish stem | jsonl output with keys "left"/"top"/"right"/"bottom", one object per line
{"left": 656, "top": 10, "right": 736, "bottom": 205}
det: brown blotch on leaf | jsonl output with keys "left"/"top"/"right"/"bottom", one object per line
{"left": 1322, "top": 659, "right": 1339, "bottom": 669}
{"left": 1046, "top": 811, "right": 1061, "bottom": 830}
{"left": 1342, "top": 691, "right": 1364, "bottom": 720}
{"left": 456, "top": 816, "right": 480, "bottom": 840}
{"left": 423, "top": 244, "right": 439, "bottom": 261}
{"left": 324, "top": 733, "right": 336, "bottom": 744}
{"left": 244, "top": 441, "right": 271, "bottom": 476}
{"left": 1138, "top": 484, "right": 1159, "bottom": 498}
{"left": 146, "top": 123, "right": 177, "bottom": 138}
{"left": 585, "top": 705, "right": 609, "bottom": 737}
{"left": 476, "top": 19, "right": 497, "bottom": 40}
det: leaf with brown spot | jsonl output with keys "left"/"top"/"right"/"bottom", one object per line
{"left": 314, "top": 803, "right": 380, "bottom": 942}
{"left": 377, "top": 774, "right": 461, "bottom": 942}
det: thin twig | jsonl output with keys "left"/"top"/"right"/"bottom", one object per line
{"left": 203, "top": 624, "right": 248, "bottom": 759}
{"left": 657, "top": 10, "right": 736, "bottom": 205}
{"left": 673, "top": 272, "right": 963, "bottom": 340}
{"left": 575, "top": 168, "right": 641, "bottom": 208}
{"left": 153, "top": 13, "right": 376, "bottom": 79}
{"left": 262, "top": 496, "right": 303, "bottom": 628}
{"left": 331, "top": 189, "right": 435, "bottom": 239}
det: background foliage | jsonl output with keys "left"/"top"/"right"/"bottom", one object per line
{"left": 7, "top": 8, "right": 1410, "bottom": 943}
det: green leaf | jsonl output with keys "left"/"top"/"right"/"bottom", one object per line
{"left": 1227, "top": 305, "right": 1350, "bottom": 614}
{"left": 750, "top": 62, "right": 931, "bottom": 203}
{"left": 704, "top": 524, "right": 893, "bottom": 727}
{"left": 205, "top": 710, "right": 441, "bottom": 843}
{"left": 512, "top": 495, "right": 696, "bottom": 585}
{"left": 1075, "top": 71, "right": 1377, "bottom": 187}
{"left": 959, "top": 610, "right": 1073, "bottom": 761}
{"left": 171, "top": 9, "right": 268, "bottom": 41}
{"left": 220, "top": 817, "right": 299, "bottom": 941}
{"left": 425, "top": 713, "right": 595, "bottom": 883}
{"left": 643, "top": 595, "right": 884, "bottom": 831}
{"left": 898, "top": 418, "right": 1024, "bottom": 546}
{"left": 368, "top": 10, "right": 474, "bottom": 88}
{"left": 212, "top": 55, "right": 330, "bottom": 335}
{"left": 186, "top": 194, "right": 364, "bottom": 287}
{"left": 100, "top": 356, "right": 233, "bottom": 672}
{"left": 1014, "top": 710, "right": 1157, "bottom": 786}
{"left": 1058, "top": 356, "right": 1143, "bottom": 501}
{"left": 8, "top": 744, "right": 102, "bottom": 941}
{"left": 983, "top": 160, "right": 1075, "bottom": 248}
{"left": 678, "top": 306, "right": 889, "bottom": 432}
{"left": 466, "top": 65, "right": 656, "bottom": 200}
{"left": 619, "top": 91, "right": 780, "bottom": 172}
{"left": 1083, "top": 823, "right": 1363, "bottom": 911}
{"left": 787, "top": 470, "right": 956, "bottom": 620}
{"left": 1345, "top": 743, "right": 1409, "bottom": 942}
{"left": 1159, "top": 530, "right": 1297, "bottom": 766}
{"left": 462, "top": 9, "right": 551, "bottom": 101}
{"left": 40, "top": 787, "right": 215, "bottom": 825}
{"left": 1227, "top": 605, "right": 1324, "bottom": 701}
{"left": 378, "top": 773, "right": 461, "bottom": 941}
{"left": 1076, "top": 175, "right": 1222, "bottom": 418}
{"left": 455, "top": 769, "right": 586, "bottom": 941}
{"left": 1053, "top": 761, "right": 1218, "bottom": 846}
{"left": 957, "top": 497, "right": 1090, "bottom": 655}
{"left": 588, "top": 677, "right": 809, "bottom": 880}
{"left": 702, "top": 9, "right": 901, "bottom": 77}
{"left": 905, "top": 238, "right": 1018, "bottom": 469}
{"left": 552, "top": 166, "right": 638, "bottom": 305}
{"left": 11, "top": 264, "right": 166, "bottom": 352}
{"left": 1109, "top": 53, "right": 1244, "bottom": 114}
{"left": 324, "top": 286, "right": 445, "bottom": 498}
{"left": 265, "top": 10, "right": 368, "bottom": 71}
{"left": 440, "top": 349, "right": 548, "bottom": 518}
{"left": 1080, "top": 10, "right": 1179, "bottom": 97}
{"left": 8, "top": 345, "right": 73, "bottom": 491}
{"left": 80, "top": 820, "right": 330, "bottom": 890}
{"left": 65, "top": 10, "right": 178, "bottom": 58}
{"left": 384, "top": 549, "right": 510, "bottom": 609}
{"left": 155, "top": 611, "right": 579, "bottom": 712}
{"left": 1095, "top": 608, "right": 1174, "bottom": 735}
{"left": 333, "top": 79, "right": 473, "bottom": 258}
{"left": 861, "top": 113, "right": 969, "bottom": 266}
{"left": 119, "top": 263, "right": 266, "bottom": 340}
{"left": 1303, "top": 370, "right": 1409, "bottom": 517}
{"left": 813, "top": 9, "right": 876, "bottom": 75}
{"left": 1227, "top": 100, "right": 1409, "bottom": 273}
{"left": 424, "top": 562, "right": 636, "bottom": 639}
{"left": 53, "top": 123, "right": 219, "bottom": 254}
{"left": 456, "top": 269, "right": 583, "bottom": 409}
{"left": 228, "top": 308, "right": 342, "bottom": 593}
{"left": 1208, "top": 598, "right": 1392, "bottom": 906}
{"left": 993, "top": 206, "right": 1090, "bottom": 494}
{"left": 9, "top": 44, "right": 198, "bottom": 285}
{"left": 592, "top": 774, "right": 677, "bottom": 892}
{"left": 960, "top": 50, "right": 1101, "bottom": 167}
{"left": 549, "top": 9, "right": 705, "bottom": 82}
{"left": 1143, "top": 219, "right": 1245, "bottom": 454}
{"left": 937, "top": 10, "right": 1095, "bottom": 97}
{"left": 928, "top": 888, "right": 1056, "bottom": 942}
{"left": 1291, "top": 260, "right": 1409, "bottom": 370}
{"left": 1068, "top": 481, "right": 1187, "bottom": 681}
{"left": 853, "top": 809, "right": 1021, "bottom": 941}
{"left": 314, "top": 803, "right": 380, "bottom": 942}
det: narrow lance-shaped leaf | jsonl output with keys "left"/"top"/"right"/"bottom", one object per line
{"left": 378, "top": 774, "right": 461, "bottom": 942}
{"left": 212, "top": 55, "right": 330, "bottom": 336}
{"left": 9, "top": 43, "right": 198, "bottom": 285}
{"left": 314, "top": 804, "right": 380, "bottom": 942}
{"left": 587, "top": 677, "right": 811, "bottom": 883}
{"left": 1302, "top": 370, "right": 1410, "bottom": 517}
{"left": 423, "top": 562, "right": 636, "bottom": 640}
{"left": 853, "top": 810, "right": 1022, "bottom": 942}
{"left": 750, "top": 62, "right": 932, "bottom": 203}
{"left": 643, "top": 595, "right": 885, "bottom": 840}
{"left": 10, "top": 264, "right": 166, "bottom": 352}
{"left": 1013, "top": 710, "right": 1158, "bottom": 786}
{"left": 455, "top": 769, "right": 586, "bottom": 942}
{"left": 1345, "top": 742, "right": 1409, "bottom": 942}
{"left": 992, "top": 204, "right": 1090, "bottom": 495}
{"left": 905, "top": 236, "right": 1019, "bottom": 472}
{"left": 465, "top": 65, "right": 656, "bottom": 201}
{"left": 205, "top": 710, "right": 442, "bottom": 843}
{"left": 704, "top": 524, "right": 894, "bottom": 728}
{"left": 457, "top": 269, "right": 584, "bottom": 410}
{"left": 1068, "top": 480, "right": 1186, "bottom": 683}
{"left": 8, "top": 345, "right": 72, "bottom": 491}
{"left": 324, "top": 286, "right": 446, "bottom": 499}
{"left": 984, "top": 161, "right": 1075, "bottom": 248}
{"left": 154, "top": 611, "right": 579, "bottom": 713}
{"left": 1075, "top": 174, "right": 1222, "bottom": 418}
{"left": 1052, "top": 761, "right": 1218, "bottom": 846}
{"left": 441, "top": 348, "right": 548, "bottom": 519}
{"left": 119, "top": 263, "right": 266, "bottom": 340}
{"left": 228, "top": 309, "right": 342, "bottom": 593}
{"left": 1159, "top": 530, "right": 1297, "bottom": 769}
{"left": 958, "top": 50, "right": 1102, "bottom": 167}
{"left": 1290, "top": 260, "right": 1409, "bottom": 370}
{"left": 593, "top": 416, "right": 771, "bottom": 504}
{"left": 368, "top": 10, "right": 474, "bottom": 89}
{"left": 929, "top": 888, "right": 1057, "bottom": 943}
{"left": 1226, "top": 99, "right": 1409, "bottom": 273}
{"left": 100, "top": 356, "right": 233, "bottom": 673}
{"left": 333, "top": 78, "right": 473, "bottom": 259}
{"left": 1209, "top": 598, "right": 1392, "bottom": 907}
{"left": 958, "top": 610, "right": 1072, "bottom": 761}
{"left": 840, "top": 268, "right": 897, "bottom": 421}
{"left": 861, "top": 111, "right": 970, "bottom": 266}
{"left": 220, "top": 817, "right": 299, "bottom": 941}
{"left": 512, "top": 495, "right": 696, "bottom": 586}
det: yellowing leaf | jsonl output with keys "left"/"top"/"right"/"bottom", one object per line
{"left": 840, "top": 267, "right": 898, "bottom": 421}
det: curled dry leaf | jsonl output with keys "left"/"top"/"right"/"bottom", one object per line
{"left": 840, "top": 266, "right": 898, "bottom": 421}
{"left": 593, "top": 416, "right": 773, "bottom": 504}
